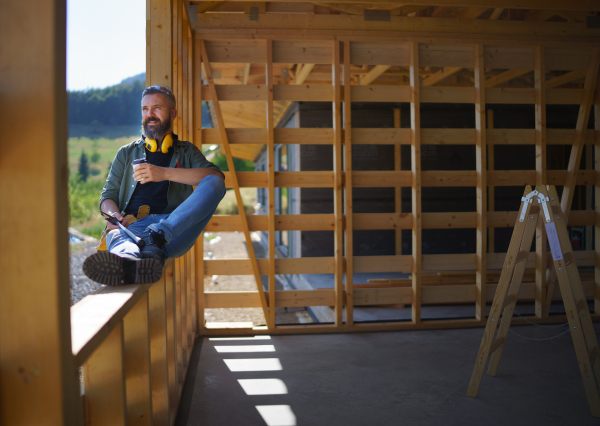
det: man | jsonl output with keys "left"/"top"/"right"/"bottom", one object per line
{"left": 83, "top": 85, "right": 225, "bottom": 286}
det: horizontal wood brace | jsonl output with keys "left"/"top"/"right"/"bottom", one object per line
{"left": 489, "top": 336, "right": 506, "bottom": 354}
{"left": 502, "top": 294, "right": 517, "bottom": 309}
{"left": 201, "top": 281, "right": 596, "bottom": 309}
{"left": 200, "top": 128, "right": 597, "bottom": 147}
{"left": 193, "top": 14, "right": 600, "bottom": 38}
{"left": 205, "top": 257, "right": 335, "bottom": 275}
{"left": 206, "top": 210, "right": 594, "bottom": 234}
{"left": 200, "top": 84, "right": 592, "bottom": 105}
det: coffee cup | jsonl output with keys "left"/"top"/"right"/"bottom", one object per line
{"left": 132, "top": 158, "right": 147, "bottom": 171}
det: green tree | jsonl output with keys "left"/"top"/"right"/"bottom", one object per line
{"left": 78, "top": 151, "right": 90, "bottom": 182}
{"left": 90, "top": 151, "right": 101, "bottom": 163}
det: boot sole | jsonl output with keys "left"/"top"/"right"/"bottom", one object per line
{"left": 83, "top": 252, "right": 164, "bottom": 286}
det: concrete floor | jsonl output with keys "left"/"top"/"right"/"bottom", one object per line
{"left": 176, "top": 324, "right": 600, "bottom": 426}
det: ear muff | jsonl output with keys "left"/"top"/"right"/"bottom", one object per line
{"left": 145, "top": 134, "right": 173, "bottom": 153}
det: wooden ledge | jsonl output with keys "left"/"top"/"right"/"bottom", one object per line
{"left": 70, "top": 258, "right": 173, "bottom": 366}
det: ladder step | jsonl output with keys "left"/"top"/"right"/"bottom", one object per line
{"left": 589, "top": 346, "right": 600, "bottom": 367}
{"left": 576, "top": 299, "right": 587, "bottom": 314}
{"left": 502, "top": 295, "right": 516, "bottom": 309}
{"left": 490, "top": 337, "right": 506, "bottom": 354}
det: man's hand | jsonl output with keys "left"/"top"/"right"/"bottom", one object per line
{"left": 100, "top": 198, "right": 129, "bottom": 230}
{"left": 133, "top": 163, "right": 167, "bottom": 184}
{"left": 105, "top": 212, "right": 129, "bottom": 231}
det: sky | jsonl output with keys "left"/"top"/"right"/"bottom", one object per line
{"left": 67, "top": 0, "right": 146, "bottom": 91}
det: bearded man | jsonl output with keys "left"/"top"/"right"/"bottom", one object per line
{"left": 83, "top": 85, "right": 225, "bottom": 286}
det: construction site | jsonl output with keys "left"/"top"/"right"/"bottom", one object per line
{"left": 2, "top": 1, "right": 600, "bottom": 425}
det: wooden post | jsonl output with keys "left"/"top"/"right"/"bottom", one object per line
{"left": 487, "top": 110, "right": 495, "bottom": 254}
{"left": 83, "top": 323, "right": 127, "bottom": 426}
{"left": 164, "top": 263, "right": 178, "bottom": 413}
{"left": 333, "top": 40, "right": 344, "bottom": 326}
{"left": 344, "top": 40, "right": 354, "bottom": 326}
{"left": 192, "top": 37, "right": 205, "bottom": 333}
{"left": 175, "top": 0, "right": 183, "bottom": 135}
{"left": 175, "top": 258, "right": 184, "bottom": 382}
{"left": 534, "top": 46, "right": 548, "bottom": 318}
{"left": 267, "top": 39, "right": 277, "bottom": 329}
{"left": 123, "top": 294, "right": 153, "bottom": 426}
{"left": 394, "top": 108, "right": 402, "bottom": 257}
{"left": 409, "top": 42, "right": 422, "bottom": 324}
{"left": 474, "top": 43, "right": 487, "bottom": 321}
{"left": 0, "top": 0, "right": 81, "bottom": 423}
{"left": 594, "top": 99, "right": 600, "bottom": 314}
{"left": 149, "top": 0, "right": 173, "bottom": 87}
{"left": 179, "top": 257, "right": 188, "bottom": 368}
{"left": 148, "top": 276, "right": 170, "bottom": 425}
{"left": 181, "top": 16, "right": 189, "bottom": 142}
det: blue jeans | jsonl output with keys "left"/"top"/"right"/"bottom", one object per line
{"left": 106, "top": 174, "right": 226, "bottom": 259}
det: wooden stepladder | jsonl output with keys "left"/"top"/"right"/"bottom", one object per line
{"left": 467, "top": 185, "right": 600, "bottom": 417}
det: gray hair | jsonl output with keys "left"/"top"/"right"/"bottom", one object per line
{"left": 142, "top": 85, "right": 176, "bottom": 110}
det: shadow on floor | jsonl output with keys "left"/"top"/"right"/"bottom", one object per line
{"left": 176, "top": 324, "right": 600, "bottom": 426}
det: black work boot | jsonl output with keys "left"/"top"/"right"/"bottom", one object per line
{"left": 140, "top": 228, "right": 167, "bottom": 262}
{"left": 83, "top": 252, "right": 163, "bottom": 286}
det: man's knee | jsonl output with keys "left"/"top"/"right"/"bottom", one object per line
{"left": 199, "top": 174, "right": 226, "bottom": 198}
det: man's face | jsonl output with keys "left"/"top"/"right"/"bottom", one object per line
{"left": 141, "top": 93, "right": 177, "bottom": 140}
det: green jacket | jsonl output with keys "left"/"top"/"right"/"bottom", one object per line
{"left": 99, "top": 135, "right": 222, "bottom": 214}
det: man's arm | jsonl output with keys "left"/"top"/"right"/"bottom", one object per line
{"left": 133, "top": 163, "right": 224, "bottom": 186}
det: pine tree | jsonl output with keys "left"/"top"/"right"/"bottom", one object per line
{"left": 78, "top": 151, "right": 90, "bottom": 182}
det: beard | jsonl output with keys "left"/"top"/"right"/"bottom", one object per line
{"left": 142, "top": 115, "right": 172, "bottom": 140}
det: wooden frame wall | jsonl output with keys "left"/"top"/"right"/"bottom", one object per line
{"left": 196, "top": 32, "right": 600, "bottom": 335}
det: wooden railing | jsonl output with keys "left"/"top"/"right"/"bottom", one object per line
{"left": 70, "top": 247, "right": 198, "bottom": 425}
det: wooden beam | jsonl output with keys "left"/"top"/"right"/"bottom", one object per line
{"left": 484, "top": 69, "right": 530, "bottom": 87}
{"left": 410, "top": 41, "right": 422, "bottom": 325}
{"left": 150, "top": 0, "right": 173, "bottom": 87}
{"left": 199, "top": 39, "right": 272, "bottom": 327}
{"left": 213, "top": 0, "right": 599, "bottom": 11}
{"left": 267, "top": 39, "right": 276, "bottom": 329}
{"left": 344, "top": 40, "right": 354, "bottom": 326}
{"left": 242, "top": 62, "right": 251, "bottom": 85}
{"left": 0, "top": 0, "right": 81, "bottom": 423}
{"left": 534, "top": 46, "right": 547, "bottom": 319}
{"left": 296, "top": 63, "right": 315, "bottom": 84}
{"left": 596, "top": 97, "right": 600, "bottom": 315}
{"left": 360, "top": 65, "right": 391, "bottom": 85}
{"left": 474, "top": 43, "right": 487, "bottom": 322}
{"left": 192, "top": 14, "right": 600, "bottom": 36}
{"left": 148, "top": 277, "right": 170, "bottom": 425}
{"left": 422, "top": 67, "right": 462, "bottom": 86}
{"left": 333, "top": 40, "right": 344, "bottom": 327}
{"left": 310, "top": 2, "right": 363, "bottom": 15}
{"left": 197, "top": 1, "right": 224, "bottom": 13}
{"left": 487, "top": 109, "right": 495, "bottom": 255}
{"left": 83, "top": 324, "right": 127, "bottom": 426}
{"left": 545, "top": 70, "right": 586, "bottom": 88}
{"left": 489, "top": 8, "right": 503, "bottom": 19}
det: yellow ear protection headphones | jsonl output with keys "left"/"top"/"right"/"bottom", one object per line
{"left": 145, "top": 134, "right": 174, "bottom": 153}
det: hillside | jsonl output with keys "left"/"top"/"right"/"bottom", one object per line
{"left": 68, "top": 72, "right": 212, "bottom": 139}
